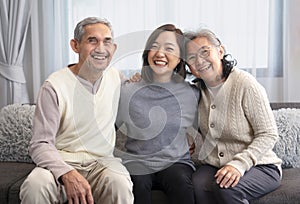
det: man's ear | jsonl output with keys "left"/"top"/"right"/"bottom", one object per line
{"left": 112, "top": 43, "right": 117, "bottom": 54}
{"left": 70, "top": 39, "right": 79, "bottom": 53}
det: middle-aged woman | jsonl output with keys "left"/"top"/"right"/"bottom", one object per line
{"left": 116, "top": 24, "right": 199, "bottom": 204}
{"left": 184, "top": 28, "right": 282, "bottom": 204}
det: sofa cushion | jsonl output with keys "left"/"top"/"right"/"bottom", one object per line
{"left": 272, "top": 108, "right": 300, "bottom": 168}
{"left": 250, "top": 168, "right": 300, "bottom": 204}
{"left": 0, "top": 162, "right": 35, "bottom": 204}
{"left": 148, "top": 169, "right": 300, "bottom": 204}
{"left": 0, "top": 104, "right": 35, "bottom": 163}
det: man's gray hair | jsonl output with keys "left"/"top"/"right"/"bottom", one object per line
{"left": 74, "top": 17, "right": 114, "bottom": 42}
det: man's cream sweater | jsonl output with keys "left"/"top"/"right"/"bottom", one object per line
{"left": 197, "top": 68, "right": 282, "bottom": 176}
{"left": 47, "top": 67, "right": 121, "bottom": 163}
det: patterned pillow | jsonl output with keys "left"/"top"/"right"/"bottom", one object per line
{"left": 0, "top": 104, "right": 35, "bottom": 163}
{"left": 273, "top": 108, "right": 300, "bottom": 168}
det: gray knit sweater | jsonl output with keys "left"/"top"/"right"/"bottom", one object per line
{"left": 116, "top": 80, "right": 199, "bottom": 174}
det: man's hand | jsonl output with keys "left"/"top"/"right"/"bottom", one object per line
{"left": 61, "top": 170, "right": 94, "bottom": 204}
{"left": 215, "top": 165, "right": 241, "bottom": 188}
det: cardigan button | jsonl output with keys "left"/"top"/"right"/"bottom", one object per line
{"left": 210, "top": 123, "right": 215, "bottom": 128}
{"left": 211, "top": 104, "right": 216, "bottom": 109}
{"left": 219, "top": 152, "right": 224, "bottom": 157}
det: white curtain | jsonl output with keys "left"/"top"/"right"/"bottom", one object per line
{"left": 0, "top": 0, "right": 32, "bottom": 108}
{"left": 67, "top": 0, "right": 271, "bottom": 71}
{"left": 67, "top": 0, "right": 284, "bottom": 100}
{"left": 23, "top": 0, "right": 69, "bottom": 103}
{"left": 20, "top": 0, "right": 300, "bottom": 103}
{"left": 283, "top": 0, "right": 300, "bottom": 102}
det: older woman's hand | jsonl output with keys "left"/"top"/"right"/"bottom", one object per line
{"left": 215, "top": 165, "right": 241, "bottom": 188}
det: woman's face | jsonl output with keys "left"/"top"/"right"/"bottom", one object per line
{"left": 147, "top": 31, "right": 180, "bottom": 83}
{"left": 186, "top": 37, "right": 225, "bottom": 87}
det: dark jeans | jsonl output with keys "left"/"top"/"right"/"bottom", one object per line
{"left": 130, "top": 163, "right": 195, "bottom": 204}
{"left": 192, "top": 164, "right": 281, "bottom": 204}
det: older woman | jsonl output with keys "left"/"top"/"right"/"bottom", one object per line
{"left": 184, "top": 28, "right": 282, "bottom": 204}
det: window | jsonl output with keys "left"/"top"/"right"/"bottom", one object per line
{"left": 66, "top": 0, "right": 282, "bottom": 78}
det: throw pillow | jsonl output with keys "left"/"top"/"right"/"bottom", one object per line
{"left": 273, "top": 108, "right": 300, "bottom": 168}
{"left": 0, "top": 103, "right": 35, "bottom": 163}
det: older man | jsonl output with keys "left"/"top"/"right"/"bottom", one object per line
{"left": 20, "top": 17, "right": 133, "bottom": 204}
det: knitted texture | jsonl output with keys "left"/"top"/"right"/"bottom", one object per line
{"left": 197, "top": 68, "right": 281, "bottom": 175}
{"left": 192, "top": 108, "right": 300, "bottom": 169}
{"left": 0, "top": 104, "right": 35, "bottom": 163}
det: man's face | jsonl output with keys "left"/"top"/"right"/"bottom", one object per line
{"left": 72, "top": 23, "right": 117, "bottom": 72}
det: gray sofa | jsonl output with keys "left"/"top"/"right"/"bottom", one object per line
{"left": 0, "top": 103, "right": 300, "bottom": 204}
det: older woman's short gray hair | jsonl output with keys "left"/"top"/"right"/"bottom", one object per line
{"left": 184, "top": 28, "right": 222, "bottom": 48}
{"left": 74, "top": 17, "right": 114, "bottom": 42}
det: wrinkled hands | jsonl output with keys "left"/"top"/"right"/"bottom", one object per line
{"left": 215, "top": 165, "right": 241, "bottom": 188}
{"left": 61, "top": 170, "right": 94, "bottom": 204}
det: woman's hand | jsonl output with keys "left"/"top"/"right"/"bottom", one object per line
{"left": 189, "top": 142, "right": 195, "bottom": 155}
{"left": 215, "top": 165, "right": 241, "bottom": 188}
{"left": 129, "top": 73, "right": 142, "bottom": 82}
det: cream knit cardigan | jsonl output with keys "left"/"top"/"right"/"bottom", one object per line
{"left": 197, "top": 68, "right": 282, "bottom": 176}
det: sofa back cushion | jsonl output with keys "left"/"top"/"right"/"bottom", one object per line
{"left": 272, "top": 108, "right": 300, "bottom": 168}
{"left": 0, "top": 104, "right": 35, "bottom": 163}
{"left": 1, "top": 103, "right": 300, "bottom": 169}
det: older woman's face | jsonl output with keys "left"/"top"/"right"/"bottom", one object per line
{"left": 186, "top": 37, "right": 224, "bottom": 87}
